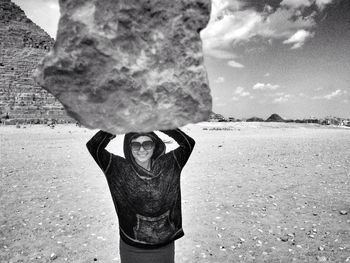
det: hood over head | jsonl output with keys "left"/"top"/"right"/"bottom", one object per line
{"left": 124, "top": 131, "right": 166, "bottom": 175}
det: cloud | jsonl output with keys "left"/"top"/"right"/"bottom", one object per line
{"left": 210, "top": 0, "right": 243, "bottom": 21}
{"left": 281, "top": 0, "right": 334, "bottom": 9}
{"left": 324, "top": 89, "right": 343, "bottom": 99}
{"left": 201, "top": 0, "right": 335, "bottom": 58}
{"left": 281, "top": 0, "right": 313, "bottom": 9}
{"left": 234, "top": 86, "right": 250, "bottom": 97}
{"left": 253, "top": 82, "right": 280, "bottom": 90}
{"left": 231, "top": 86, "right": 253, "bottom": 100}
{"left": 283, "top": 29, "right": 315, "bottom": 49}
{"left": 47, "top": 2, "right": 59, "bottom": 10}
{"left": 214, "top": 76, "right": 225, "bottom": 83}
{"left": 202, "top": 9, "right": 264, "bottom": 57}
{"left": 273, "top": 97, "right": 288, "bottom": 103}
{"left": 312, "top": 89, "right": 346, "bottom": 100}
{"left": 273, "top": 94, "right": 291, "bottom": 103}
{"left": 315, "top": 0, "right": 334, "bottom": 9}
{"left": 258, "top": 8, "right": 315, "bottom": 39}
{"left": 264, "top": 73, "right": 270, "bottom": 77}
{"left": 227, "top": 60, "right": 244, "bottom": 68}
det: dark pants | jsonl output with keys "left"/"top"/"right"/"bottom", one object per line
{"left": 119, "top": 238, "right": 175, "bottom": 263}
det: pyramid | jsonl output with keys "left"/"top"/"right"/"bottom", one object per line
{"left": 0, "top": 0, "right": 72, "bottom": 124}
{"left": 246, "top": 117, "right": 264, "bottom": 122}
{"left": 265, "top": 113, "right": 284, "bottom": 122}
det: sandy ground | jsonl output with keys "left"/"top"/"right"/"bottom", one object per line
{"left": 0, "top": 122, "right": 349, "bottom": 263}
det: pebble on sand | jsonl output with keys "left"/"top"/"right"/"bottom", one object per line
{"left": 280, "top": 236, "right": 289, "bottom": 242}
{"left": 50, "top": 253, "right": 58, "bottom": 260}
{"left": 239, "top": 237, "right": 245, "bottom": 243}
{"left": 316, "top": 256, "right": 327, "bottom": 262}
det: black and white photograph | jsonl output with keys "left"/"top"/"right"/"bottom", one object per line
{"left": 0, "top": 0, "right": 349, "bottom": 262}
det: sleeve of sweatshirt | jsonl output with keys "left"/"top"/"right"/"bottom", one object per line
{"left": 86, "top": 130, "right": 116, "bottom": 174}
{"left": 160, "top": 128, "right": 195, "bottom": 169}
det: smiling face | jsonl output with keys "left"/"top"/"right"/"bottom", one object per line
{"left": 130, "top": 136, "right": 155, "bottom": 165}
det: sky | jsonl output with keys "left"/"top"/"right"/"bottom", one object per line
{"left": 13, "top": 0, "right": 350, "bottom": 119}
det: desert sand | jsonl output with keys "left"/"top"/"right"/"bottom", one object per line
{"left": 0, "top": 122, "right": 349, "bottom": 262}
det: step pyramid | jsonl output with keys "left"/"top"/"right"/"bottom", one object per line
{"left": 0, "top": 0, "right": 72, "bottom": 124}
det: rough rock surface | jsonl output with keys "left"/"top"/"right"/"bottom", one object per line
{"left": 35, "top": 0, "right": 212, "bottom": 134}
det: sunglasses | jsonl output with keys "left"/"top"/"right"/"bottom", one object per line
{"left": 130, "top": 141, "right": 155, "bottom": 151}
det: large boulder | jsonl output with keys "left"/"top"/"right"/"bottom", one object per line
{"left": 34, "top": 0, "right": 212, "bottom": 134}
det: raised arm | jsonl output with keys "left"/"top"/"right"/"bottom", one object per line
{"left": 160, "top": 128, "right": 195, "bottom": 169}
{"left": 86, "top": 130, "right": 116, "bottom": 173}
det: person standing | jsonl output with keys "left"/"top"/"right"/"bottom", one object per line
{"left": 86, "top": 128, "right": 195, "bottom": 263}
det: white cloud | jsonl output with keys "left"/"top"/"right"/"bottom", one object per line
{"left": 273, "top": 97, "right": 288, "bottom": 103}
{"left": 258, "top": 8, "right": 315, "bottom": 39}
{"left": 230, "top": 86, "right": 253, "bottom": 100}
{"left": 324, "top": 89, "right": 343, "bottom": 100}
{"left": 273, "top": 94, "right": 291, "bottom": 103}
{"left": 227, "top": 60, "right": 244, "bottom": 68}
{"left": 202, "top": 9, "right": 264, "bottom": 57}
{"left": 283, "top": 29, "right": 314, "bottom": 49}
{"left": 210, "top": 0, "right": 242, "bottom": 21}
{"left": 253, "top": 83, "right": 265, "bottom": 90}
{"left": 47, "top": 2, "right": 59, "bottom": 10}
{"left": 201, "top": 0, "right": 329, "bottom": 58}
{"left": 264, "top": 73, "right": 270, "bottom": 77}
{"left": 281, "top": 0, "right": 334, "bottom": 9}
{"left": 312, "top": 89, "right": 345, "bottom": 100}
{"left": 315, "top": 0, "right": 334, "bottom": 9}
{"left": 281, "top": 0, "right": 313, "bottom": 9}
{"left": 253, "top": 82, "right": 280, "bottom": 90}
{"left": 234, "top": 86, "right": 250, "bottom": 97}
{"left": 214, "top": 76, "right": 225, "bottom": 83}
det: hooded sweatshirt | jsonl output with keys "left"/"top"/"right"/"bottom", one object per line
{"left": 86, "top": 128, "right": 195, "bottom": 249}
